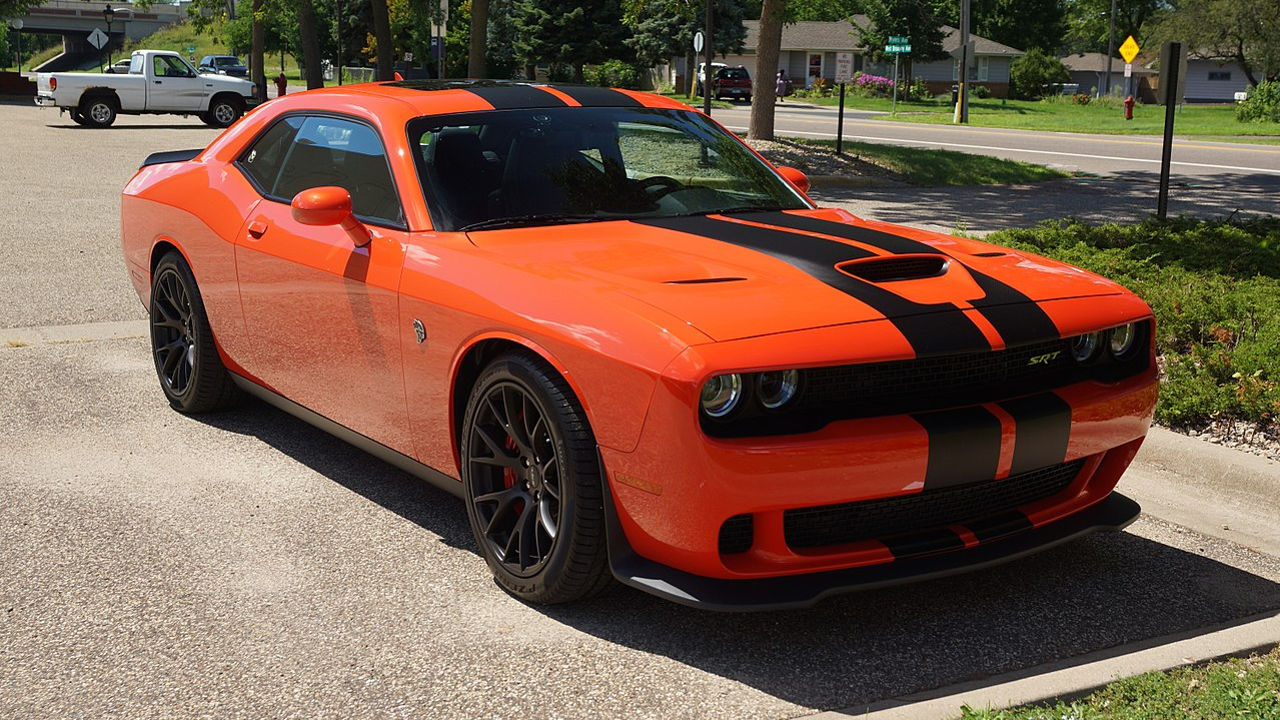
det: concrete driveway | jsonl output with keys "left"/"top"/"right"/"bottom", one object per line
{"left": 2, "top": 102, "right": 1279, "bottom": 719}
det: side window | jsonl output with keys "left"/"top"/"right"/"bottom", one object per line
{"left": 273, "top": 116, "right": 403, "bottom": 226}
{"left": 236, "top": 116, "right": 304, "bottom": 194}
{"left": 128, "top": 54, "right": 143, "bottom": 74}
{"left": 153, "top": 55, "right": 190, "bottom": 78}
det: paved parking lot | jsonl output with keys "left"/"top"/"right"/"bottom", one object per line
{"left": 2, "top": 101, "right": 1279, "bottom": 719}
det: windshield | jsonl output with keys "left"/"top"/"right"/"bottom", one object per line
{"left": 408, "top": 106, "right": 809, "bottom": 232}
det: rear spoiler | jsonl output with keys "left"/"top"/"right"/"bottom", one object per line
{"left": 140, "top": 148, "right": 202, "bottom": 168}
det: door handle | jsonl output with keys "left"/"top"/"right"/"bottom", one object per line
{"left": 247, "top": 221, "right": 268, "bottom": 239}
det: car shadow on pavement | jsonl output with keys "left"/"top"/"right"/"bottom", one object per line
{"left": 814, "top": 170, "right": 1280, "bottom": 235}
{"left": 195, "top": 396, "right": 1280, "bottom": 715}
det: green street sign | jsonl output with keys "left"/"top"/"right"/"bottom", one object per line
{"left": 185, "top": 45, "right": 196, "bottom": 53}
{"left": 888, "top": 35, "right": 908, "bottom": 44}
{"left": 885, "top": 44, "right": 912, "bottom": 54}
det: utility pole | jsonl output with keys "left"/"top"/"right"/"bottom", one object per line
{"left": 1104, "top": 0, "right": 1116, "bottom": 97}
{"left": 958, "top": 0, "right": 970, "bottom": 123}
{"left": 703, "top": 0, "right": 713, "bottom": 116}
{"left": 336, "top": 0, "right": 343, "bottom": 85}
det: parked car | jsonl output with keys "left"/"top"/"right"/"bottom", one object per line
{"left": 198, "top": 54, "right": 249, "bottom": 77}
{"left": 120, "top": 81, "right": 1156, "bottom": 610}
{"left": 695, "top": 61, "right": 726, "bottom": 96}
{"left": 713, "top": 65, "right": 752, "bottom": 102}
{"left": 104, "top": 59, "right": 134, "bottom": 74}
{"left": 35, "top": 50, "right": 258, "bottom": 128}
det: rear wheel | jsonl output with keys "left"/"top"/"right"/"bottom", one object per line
{"left": 80, "top": 97, "right": 117, "bottom": 127}
{"left": 149, "top": 251, "right": 240, "bottom": 413}
{"left": 461, "top": 353, "right": 612, "bottom": 604}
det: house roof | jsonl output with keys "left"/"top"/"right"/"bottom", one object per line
{"left": 741, "top": 19, "right": 1023, "bottom": 56}
{"left": 1060, "top": 52, "right": 1152, "bottom": 74}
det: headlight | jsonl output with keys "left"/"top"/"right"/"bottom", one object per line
{"left": 700, "top": 374, "right": 743, "bottom": 418}
{"left": 756, "top": 370, "right": 800, "bottom": 409}
{"left": 1109, "top": 323, "right": 1139, "bottom": 358}
{"left": 1070, "top": 332, "right": 1101, "bottom": 362}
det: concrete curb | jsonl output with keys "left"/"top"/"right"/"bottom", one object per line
{"left": 1, "top": 319, "right": 147, "bottom": 347}
{"left": 805, "top": 609, "right": 1280, "bottom": 720}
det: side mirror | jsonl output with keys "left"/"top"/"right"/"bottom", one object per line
{"left": 776, "top": 165, "right": 810, "bottom": 194}
{"left": 291, "top": 186, "right": 372, "bottom": 247}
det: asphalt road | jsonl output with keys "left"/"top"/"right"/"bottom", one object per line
{"left": 2, "top": 102, "right": 1280, "bottom": 719}
{"left": 711, "top": 102, "right": 1280, "bottom": 178}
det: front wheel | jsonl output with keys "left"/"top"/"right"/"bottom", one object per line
{"left": 205, "top": 96, "right": 243, "bottom": 128}
{"left": 149, "top": 252, "right": 240, "bottom": 413}
{"left": 80, "top": 97, "right": 117, "bottom": 127}
{"left": 461, "top": 353, "right": 612, "bottom": 604}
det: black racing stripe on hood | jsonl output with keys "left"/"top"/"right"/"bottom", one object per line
{"left": 464, "top": 85, "right": 567, "bottom": 109}
{"left": 551, "top": 85, "right": 644, "bottom": 107}
{"left": 738, "top": 211, "right": 1062, "bottom": 347}
{"left": 631, "top": 215, "right": 990, "bottom": 356}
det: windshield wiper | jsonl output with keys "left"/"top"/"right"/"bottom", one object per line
{"left": 459, "top": 214, "right": 604, "bottom": 232}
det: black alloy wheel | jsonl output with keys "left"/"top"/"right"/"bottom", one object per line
{"left": 461, "top": 353, "right": 612, "bottom": 604}
{"left": 149, "top": 252, "right": 240, "bottom": 413}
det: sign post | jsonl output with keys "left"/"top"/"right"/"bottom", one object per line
{"left": 884, "top": 37, "right": 910, "bottom": 115}
{"left": 87, "top": 27, "right": 109, "bottom": 71}
{"left": 834, "top": 51, "right": 853, "bottom": 154}
{"left": 1119, "top": 35, "right": 1140, "bottom": 98}
{"left": 1157, "top": 41, "right": 1184, "bottom": 220}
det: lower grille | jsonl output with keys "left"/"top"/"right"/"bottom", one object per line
{"left": 783, "top": 459, "right": 1086, "bottom": 550}
{"left": 718, "top": 514, "right": 754, "bottom": 554}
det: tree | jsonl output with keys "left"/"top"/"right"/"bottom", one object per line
{"left": 932, "top": 0, "right": 1065, "bottom": 54}
{"left": 0, "top": 0, "right": 39, "bottom": 18}
{"left": 1147, "top": 0, "right": 1280, "bottom": 85}
{"left": 748, "top": 0, "right": 785, "bottom": 140}
{"left": 468, "top": 0, "right": 488, "bottom": 76}
{"left": 852, "top": 0, "right": 947, "bottom": 64}
{"left": 514, "top": 0, "right": 630, "bottom": 83}
{"left": 294, "top": 0, "right": 323, "bottom": 88}
{"left": 624, "top": 0, "right": 748, "bottom": 96}
{"left": 1009, "top": 46, "right": 1069, "bottom": 98}
{"left": 787, "top": 0, "right": 855, "bottom": 22}
{"left": 370, "top": 0, "right": 393, "bottom": 79}
{"left": 251, "top": 0, "right": 267, "bottom": 99}
{"left": 1062, "top": 0, "right": 1160, "bottom": 55}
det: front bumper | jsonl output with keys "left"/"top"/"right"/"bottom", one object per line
{"left": 604, "top": 486, "right": 1140, "bottom": 611}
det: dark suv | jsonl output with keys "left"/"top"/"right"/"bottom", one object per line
{"left": 198, "top": 55, "right": 249, "bottom": 77}
{"left": 713, "top": 66, "right": 752, "bottom": 102}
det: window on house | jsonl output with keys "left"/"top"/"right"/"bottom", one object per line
{"left": 1208, "top": 71, "right": 1232, "bottom": 81}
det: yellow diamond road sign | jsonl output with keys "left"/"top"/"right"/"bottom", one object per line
{"left": 1119, "top": 36, "right": 1140, "bottom": 64}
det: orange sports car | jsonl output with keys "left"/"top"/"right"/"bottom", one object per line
{"left": 121, "top": 81, "right": 1157, "bottom": 610}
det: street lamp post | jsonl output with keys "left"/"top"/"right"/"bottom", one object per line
{"left": 103, "top": 4, "right": 115, "bottom": 67}
{"left": 8, "top": 19, "right": 22, "bottom": 73}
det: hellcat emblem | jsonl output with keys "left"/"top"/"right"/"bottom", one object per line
{"left": 412, "top": 319, "right": 427, "bottom": 345}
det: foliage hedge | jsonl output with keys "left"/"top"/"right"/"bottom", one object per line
{"left": 1237, "top": 81, "right": 1280, "bottom": 123}
{"left": 987, "top": 218, "right": 1280, "bottom": 431}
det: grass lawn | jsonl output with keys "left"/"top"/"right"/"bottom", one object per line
{"left": 958, "top": 646, "right": 1280, "bottom": 719}
{"left": 790, "top": 93, "right": 1280, "bottom": 139}
{"left": 988, "top": 217, "right": 1280, "bottom": 433}
{"left": 777, "top": 136, "right": 1069, "bottom": 186}
{"left": 654, "top": 90, "right": 733, "bottom": 109}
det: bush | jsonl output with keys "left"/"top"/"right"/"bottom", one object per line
{"left": 972, "top": 84, "right": 991, "bottom": 99}
{"left": 1009, "top": 47, "right": 1070, "bottom": 99}
{"left": 852, "top": 73, "right": 894, "bottom": 97}
{"left": 905, "top": 77, "right": 932, "bottom": 101}
{"left": 1072, "top": 93, "right": 1091, "bottom": 105}
{"left": 584, "top": 60, "right": 642, "bottom": 89}
{"left": 988, "top": 217, "right": 1280, "bottom": 431}
{"left": 1236, "top": 80, "right": 1280, "bottom": 123}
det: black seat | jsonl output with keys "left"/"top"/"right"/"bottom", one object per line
{"left": 432, "top": 131, "right": 494, "bottom": 228}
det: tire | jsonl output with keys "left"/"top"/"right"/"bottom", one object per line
{"left": 80, "top": 96, "right": 117, "bottom": 127}
{"left": 149, "top": 251, "right": 240, "bottom": 413}
{"left": 205, "top": 96, "right": 242, "bottom": 128}
{"left": 744, "top": 94, "right": 752, "bottom": 103}
{"left": 461, "top": 352, "right": 612, "bottom": 604}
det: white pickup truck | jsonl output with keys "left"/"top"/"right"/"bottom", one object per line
{"left": 35, "top": 49, "right": 259, "bottom": 128}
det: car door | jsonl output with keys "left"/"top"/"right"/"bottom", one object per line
{"left": 147, "top": 54, "right": 206, "bottom": 112}
{"left": 232, "top": 113, "right": 415, "bottom": 456}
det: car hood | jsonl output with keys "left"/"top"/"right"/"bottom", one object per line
{"left": 466, "top": 209, "right": 1129, "bottom": 345}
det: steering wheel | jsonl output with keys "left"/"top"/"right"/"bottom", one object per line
{"left": 637, "top": 175, "right": 683, "bottom": 199}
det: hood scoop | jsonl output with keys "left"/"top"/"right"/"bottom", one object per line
{"left": 837, "top": 254, "right": 950, "bottom": 283}
{"left": 664, "top": 276, "right": 747, "bottom": 285}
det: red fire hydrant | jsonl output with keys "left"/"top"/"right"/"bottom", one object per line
{"left": 274, "top": 73, "right": 288, "bottom": 98}
{"left": 1123, "top": 95, "right": 1135, "bottom": 120}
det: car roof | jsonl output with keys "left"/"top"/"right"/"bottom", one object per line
{"left": 270, "top": 80, "right": 691, "bottom": 118}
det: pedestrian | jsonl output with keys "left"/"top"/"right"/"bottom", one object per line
{"left": 776, "top": 69, "right": 787, "bottom": 102}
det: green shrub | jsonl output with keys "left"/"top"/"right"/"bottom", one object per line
{"left": 584, "top": 60, "right": 642, "bottom": 89}
{"left": 972, "top": 84, "right": 991, "bottom": 99}
{"left": 1009, "top": 48, "right": 1070, "bottom": 99}
{"left": 905, "top": 77, "right": 932, "bottom": 101}
{"left": 1236, "top": 80, "right": 1280, "bottom": 123}
{"left": 989, "top": 217, "right": 1280, "bottom": 430}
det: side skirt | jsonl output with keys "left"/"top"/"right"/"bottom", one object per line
{"left": 229, "top": 372, "right": 464, "bottom": 499}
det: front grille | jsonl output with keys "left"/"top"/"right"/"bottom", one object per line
{"left": 718, "top": 514, "right": 754, "bottom": 554}
{"left": 783, "top": 459, "right": 1086, "bottom": 550}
